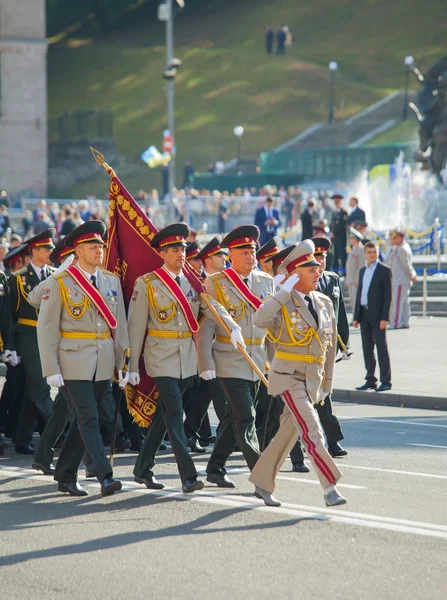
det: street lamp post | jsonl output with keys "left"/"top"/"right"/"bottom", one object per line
{"left": 328, "top": 61, "right": 338, "bottom": 124}
{"left": 234, "top": 125, "right": 244, "bottom": 168}
{"left": 403, "top": 55, "right": 414, "bottom": 121}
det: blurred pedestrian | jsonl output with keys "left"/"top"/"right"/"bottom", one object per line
{"left": 330, "top": 194, "right": 348, "bottom": 273}
{"left": 347, "top": 196, "right": 366, "bottom": 226}
{"left": 276, "top": 26, "right": 286, "bottom": 55}
{"left": 265, "top": 26, "right": 274, "bottom": 54}
{"left": 255, "top": 197, "right": 281, "bottom": 245}
{"left": 300, "top": 199, "right": 315, "bottom": 240}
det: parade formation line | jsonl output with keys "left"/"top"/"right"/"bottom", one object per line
{"left": 2, "top": 466, "right": 447, "bottom": 541}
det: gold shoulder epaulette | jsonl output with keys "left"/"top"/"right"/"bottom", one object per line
{"left": 142, "top": 273, "right": 157, "bottom": 283}
{"left": 53, "top": 271, "right": 70, "bottom": 280}
{"left": 99, "top": 267, "right": 119, "bottom": 279}
{"left": 14, "top": 266, "right": 28, "bottom": 277}
{"left": 314, "top": 291, "right": 331, "bottom": 302}
{"left": 256, "top": 270, "right": 273, "bottom": 279}
{"left": 209, "top": 272, "right": 225, "bottom": 283}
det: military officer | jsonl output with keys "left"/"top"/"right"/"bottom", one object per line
{"left": 185, "top": 240, "right": 202, "bottom": 276}
{"left": 385, "top": 227, "right": 417, "bottom": 329}
{"left": 290, "top": 236, "right": 350, "bottom": 471}
{"left": 330, "top": 194, "right": 349, "bottom": 272}
{"left": 199, "top": 235, "right": 228, "bottom": 280}
{"left": 9, "top": 229, "right": 57, "bottom": 454}
{"left": 128, "top": 223, "right": 243, "bottom": 493}
{"left": 249, "top": 240, "right": 346, "bottom": 507}
{"left": 256, "top": 237, "right": 282, "bottom": 276}
{"left": 197, "top": 225, "right": 275, "bottom": 488}
{"left": 345, "top": 228, "right": 365, "bottom": 316}
{"left": 37, "top": 221, "right": 129, "bottom": 496}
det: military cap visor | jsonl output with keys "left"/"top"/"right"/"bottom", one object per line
{"left": 265, "top": 243, "right": 295, "bottom": 264}
{"left": 3, "top": 243, "right": 29, "bottom": 265}
{"left": 196, "top": 235, "right": 227, "bottom": 262}
{"left": 312, "top": 236, "right": 332, "bottom": 255}
{"left": 256, "top": 236, "right": 281, "bottom": 261}
{"left": 185, "top": 240, "right": 200, "bottom": 260}
{"left": 278, "top": 240, "right": 320, "bottom": 275}
{"left": 151, "top": 222, "right": 190, "bottom": 249}
{"left": 50, "top": 238, "right": 74, "bottom": 265}
{"left": 221, "top": 225, "right": 260, "bottom": 249}
{"left": 26, "top": 228, "right": 55, "bottom": 250}
{"left": 65, "top": 221, "right": 107, "bottom": 248}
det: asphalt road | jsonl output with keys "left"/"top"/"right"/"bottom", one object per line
{"left": 1, "top": 402, "right": 446, "bottom": 600}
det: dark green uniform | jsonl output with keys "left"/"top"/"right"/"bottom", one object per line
{"left": 9, "top": 264, "right": 56, "bottom": 447}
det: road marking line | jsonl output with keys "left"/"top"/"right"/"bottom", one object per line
{"left": 409, "top": 443, "right": 447, "bottom": 449}
{"left": 340, "top": 464, "right": 447, "bottom": 480}
{"left": 339, "top": 416, "right": 447, "bottom": 429}
{"left": 1, "top": 466, "right": 447, "bottom": 540}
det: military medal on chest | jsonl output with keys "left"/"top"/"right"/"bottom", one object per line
{"left": 72, "top": 306, "right": 82, "bottom": 317}
{"left": 159, "top": 309, "right": 168, "bottom": 321}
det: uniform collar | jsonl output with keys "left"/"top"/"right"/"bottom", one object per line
{"left": 163, "top": 265, "right": 183, "bottom": 280}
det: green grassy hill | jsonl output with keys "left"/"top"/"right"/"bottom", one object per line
{"left": 48, "top": 0, "right": 446, "bottom": 197}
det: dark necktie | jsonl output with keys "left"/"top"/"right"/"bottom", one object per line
{"left": 243, "top": 277, "right": 249, "bottom": 289}
{"left": 175, "top": 276, "right": 181, "bottom": 286}
{"left": 40, "top": 268, "right": 47, "bottom": 282}
{"left": 304, "top": 295, "right": 318, "bottom": 325}
{"left": 318, "top": 276, "right": 326, "bottom": 294}
{"left": 90, "top": 274, "right": 97, "bottom": 289}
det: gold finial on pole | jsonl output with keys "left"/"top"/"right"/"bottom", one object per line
{"left": 90, "top": 146, "right": 116, "bottom": 178}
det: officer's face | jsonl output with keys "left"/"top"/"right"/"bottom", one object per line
{"left": 295, "top": 265, "right": 320, "bottom": 292}
{"left": 187, "top": 257, "right": 202, "bottom": 274}
{"left": 315, "top": 253, "right": 326, "bottom": 273}
{"left": 32, "top": 247, "right": 52, "bottom": 266}
{"left": 76, "top": 242, "right": 104, "bottom": 267}
{"left": 229, "top": 247, "right": 256, "bottom": 274}
{"left": 206, "top": 253, "right": 226, "bottom": 273}
{"left": 161, "top": 246, "right": 185, "bottom": 272}
{"left": 259, "top": 258, "right": 273, "bottom": 275}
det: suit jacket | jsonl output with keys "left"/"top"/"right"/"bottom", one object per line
{"left": 253, "top": 288, "right": 336, "bottom": 402}
{"left": 354, "top": 261, "right": 392, "bottom": 323}
{"left": 319, "top": 271, "right": 349, "bottom": 349}
{"left": 37, "top": 268, "right": 129, "bottom": 381}
{"left": 197, "top": 270, "right": 274, "bottom": 381}
{"left": 347, "top": 206, "right": 366, "bottom": 226}
{"left": 300, "top": 209, "right": 313, "bottom": 240}
{"left": 127, "top": 271, "right": 239, "bottom": 379}
{"left": 254, "top": 206, "right": 281, "bottom": 244}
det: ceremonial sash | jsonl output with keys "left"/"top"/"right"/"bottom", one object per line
{"left": 66, "top": 266, "right": 117, "bottom": 330}
{"left": 152, "top": 268, "right": 200, "bottom": 333}
{"left": 222, "top": 268, "right": 262, "bottom": 311}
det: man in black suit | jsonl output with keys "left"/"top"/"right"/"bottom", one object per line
{"left": 354, "top": 241, "right": 392, "bottom": 392}
{"left": 347, "top": 197, "right": 366, "bottom": 227}
{"left": 330, "top": 194, "right": 348, "bottom": 272}
{"left": 289, "top": 237, "right": 350, "bottom": 471}
{"left": 300, "top": 199, "right": 315, "bottom": 240}
{"left": 254, "top": 197, "right": 281, "bottom": 246}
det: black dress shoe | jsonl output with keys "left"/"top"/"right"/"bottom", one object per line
{"left": 101, "top": 477, "right": 122, "bottom": 496}
{"left": 355, "top": 382, "right": 377, "bottom": 391}
{"left": 157, "top": 443, "right": 167, "bottom": 452}
{"left": 114, "top": 435, "right": 131, "bottom": 453}
{"left": 58, "top": 481, "right": 88, "bottom": 496}
{"left": 375, "top": 383, "right": 392, "bottom": 392}
{"left": 0, "top": 436, "right": 8, "bottom": 455}
{"left": 292, "top": 461, "right": 310, "bottom": 473}
{"left": 206, "top": 473, "right": 236, "bottom": 488}
{"left": 182, "top": 477, "right": 204, "bottom": 493}
{"left": 200, "top": 435, "right": 216, "bottom": 447}
{"left": 15, "top": 443, "right": 35, "bottom": 455}
{"left": 187, "top": 438, "right": 206, "bottom": 454}
{"left": 134, "top": 476, "right": 164, "bottom": 490}
{"left": 32, "top": 462, "right": 56, "bottom": 475}
{"left": 328, "top": 442, "right": 348, "bottom": 458}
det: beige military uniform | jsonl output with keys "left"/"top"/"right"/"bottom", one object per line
{"left": 127, "top": 269, "right": 239, "bottom": 379}
{"left": 385, "top": 242, "right": 416, "bottom": 328}
{"left": 345, "top": 243, "right": 365, "bottom": 312}
{"left": 249, "top": 286, "right": 342, "bottom": 491}
{"left": 37, "top": 268, "right": 129, "bottom": 381}
{"left": 197, "top": 270, "right": 275, "bottom": 380}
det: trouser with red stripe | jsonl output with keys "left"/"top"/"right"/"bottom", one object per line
{"left": 391, "top": 282, "right": 411, "bottom": 328}
{"left": 249, "top": 382, "right": 342, "bottom": 492}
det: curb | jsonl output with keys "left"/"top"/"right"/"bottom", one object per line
{"left": 333, "top": 388, "right": 447, "bottom": 411}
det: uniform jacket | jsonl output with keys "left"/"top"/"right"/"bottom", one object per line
{"left": 36, "top": 268, "right": 129, "bottom": 381}
{"left": 197, "top": 270, "right": 275, "bottom": 381}
{"left": 0, "top": 271, "right": 14, "bottom": 350}
{"left": 127, "top": 271, "right": 239, "bottom": 380}
{"left": 354, "top": 261, "right": 392, "bottom": 323}
{"left": 330, "top": 208, "right": 348, "bottom": 239}
{"left": 318, "top": 271, "right": 349, "bottom": 349}
{"left": 345, "top": 243, "right": 365, "bottom": 285}
{"left": 384, "top": 242, "right": 416, "bottom": 285}
{"left": 253, "top": 288, "right": 336, "bottom": 402}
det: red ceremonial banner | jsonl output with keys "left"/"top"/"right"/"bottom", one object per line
{"left": 106, "top": 176, "right": 163, "bottom": 427}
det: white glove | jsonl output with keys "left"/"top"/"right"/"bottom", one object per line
{"left": 230, "top": 329, "right": 246, "bottom": 350}
{"left": 273, "top": 273, "right": 285, "bottom": 288}
{"left": 118, "top": 370, "right": 130, "bottom": 389}
{"left": 281, "top": 273, "right": 300, "bottom": 294}
{"left": 200, "top": 370, "right": 216, "bottom": 381}
{"left": 128, "top": 372, "right": 140, "bottom": 386}
{"left": 47, "top": 374, "right": 65, "bottom": 388}
{"left": 3, "top": 350, "right": 19, "bottom": 367}
{"left": 341, "top": 351, "right": 352, "bottom": 361}
{"left": 54, "top": 253, "right": 74, "bottom": 274}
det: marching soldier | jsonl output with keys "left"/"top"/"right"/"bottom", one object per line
{"left": 385, "top": 227, "right": 417, "bottom": 329}
{"left": 200, "top": 235, "right": 227, "bottom": 280}
{"left": 330, "top": 194, "right": 348, "bottom": 272}
{"left": 256, "top": 237, "right": 282, "bottom": 276}
{"left": 185, "top": 241, "right": 202, "bottom": 276}
{"left": 37, "top": 221, "right": 129, "bottom": 496}
{"left": 197, "top": 225, "right": 275, "bottom": 488}
{"left": 9, "top": 230, "right": 56, "bottom": 454}
{"left": 289, "top": 237, "right": 350, "bottom": 472}
{"left": 127, "top": 223, "right": 243, "bottom": 493}
{"left": 248, "top": 240, "right": 346, "bottom": 507}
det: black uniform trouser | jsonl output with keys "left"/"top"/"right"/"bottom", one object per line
{"left": 360, "top": 309, "right": 391, "bottom": 385}
{"left": 34, "top": 390, "right": 68, "bottom": 465}
{"left": 255, "top": 382, "right": 281, "bottom": 451}
{"left": 206, "top": 377, "right": 261, "bottom": 475}
{"left": 133, "top": 376, "right": 197, "bottom": 483}
{"left": 0, "top": 363, "right": 25, "bottom": 438}
{"left": 289, "top": 393, "right": 344, "bottom": 463}
{"left": 15, "top": 331, "right": 53, "bottom": 446}
{"left": 183, "top": 375, "right": 211, "bottom": 440}
{"left": 98, "top": 380, "right": 125, "bottom": 443}
{"left": 54, "top": 379, "right": 111, "bottom": 484}
{"left": 332, "top": 237, "right": 347, "bottom": 272}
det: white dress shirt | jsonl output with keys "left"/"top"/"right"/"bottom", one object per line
{"left": 30, "top": 262, "right": 48, "bottom": 281}
{"left": 360, "top": 260, "right": 379, "bottom": 306}
{"left": 77, "top": 265, "right": 99, "bottom": 284}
